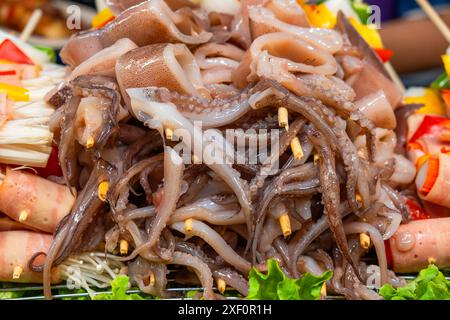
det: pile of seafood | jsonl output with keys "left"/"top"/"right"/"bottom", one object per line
{"left": 1, "top": 0, "right": 422, "bottom": 300}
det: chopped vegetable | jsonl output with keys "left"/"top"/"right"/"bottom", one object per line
{"left": 442, "top": 89, "right": 450, "bottom": 113}
{"left": 302, "top": 4, "right": 337, "bottom": 28}
{"left": 349, "top": 17, "right": 383, "bottom": 49}
{"left": 351, "top": 0, "right": 370, "bottom": 24}
{"left": 34, "top": 46, "right": 57, "bottom": 63}
{"left": 35, "top": 146, "right": 63, "bottom": 178}
{"left": 409, "top": 115, "right": 449, "bottom": 144}
{"left": 0, "top": 83, "right": 29, "bottom": 101}
{"left": 0, "top": 39, "right": 34, "bottom": 65}
{"left": 93, "top": 275, "right": 146, "bottom": 300}
{"left": 0, "top": 71, "right": 16, "bottom": 76}
{"left": 92, "top": 8, "right": 115, "bottom": 29}
{"left": 380, "top": 265, "right": 450, "bottom": 300}
{"left": 0, "top": 30, "right": 49, "bottom": 65}
{"left": 374, "top": 48, "right": 394, "bottom": 63}
{"left": 319, "top": 0, "right": 362, "bottom": 23}
{"left": 404, "top": 87, "right": 446, "bottom": 115}
{"left": 0, "top": 291, "right": 25, "bottom": 299}
{"left": 247, "top": 259, "right": 332, "bottom": 300}
{"left": 405, "top": 199, "right": 431, "bottom": 220}
{"left": 431, "top": 73, "right": 450, "bottom": 91}
{"left": 443, "top": 55, "right": 450, "bottom": 78}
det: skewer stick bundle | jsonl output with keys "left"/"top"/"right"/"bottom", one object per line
{"left": 416, "top": 0, "right": 450, "bottom": 43}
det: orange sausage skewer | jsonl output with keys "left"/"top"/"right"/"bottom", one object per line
{"left": 0, "top": 168, "right": 76, "bottom": 233}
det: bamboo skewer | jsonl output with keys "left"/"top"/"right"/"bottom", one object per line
{"left": 20, "top": 9, "right": 43, "bottom": 42}
{"left": 385, "top": 62, "right": 406, "bottom": 93}
{"left": 416, "top": 0, "right": 450, "bottom": 44}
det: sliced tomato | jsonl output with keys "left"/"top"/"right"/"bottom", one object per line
{"left": 0, "top": 39, "right": 34, "bottom": 65}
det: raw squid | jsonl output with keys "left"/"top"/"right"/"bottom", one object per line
{"left": 61, "top": 0, "right": 212, "bottom": 67}
{"left": 116, "top": 43, "right": 209, "bottom": 112}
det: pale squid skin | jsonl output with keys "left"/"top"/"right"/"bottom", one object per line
{"left": 61, "top": 0, "right": 211, "bottom": 67}
{"left": 116, "top": 43, "right": 209, "bottom": 113}
{"left": 0, "top": 169, "right": 75, "bottom": 233}
{"left": 233, "top": 32, "right": 338, "bottom": 90}
{"left": 0, "top": 231, "right": 61, "bottom": 283}
{"left": 355, "top": 90, "right": 397, "bottom": 130}
{"left": 68, "top": 38, "right": 138, "bottom": 80}
{"left": 248, "top": 4, "right": 342, "bottom": 52}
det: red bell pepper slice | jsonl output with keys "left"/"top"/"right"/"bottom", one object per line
{"left": 0, "top": 70, "right": 16, "bottom": 76}
{"left": 384, "top": 239, "right": 394, "bottom": 268}
{"left": 442, "top": 89, "right": 450, "bottom": 110}
{"left": 409, "top": 115, "right": 450, "bottom": 144}
{"left": 405, "top": 198, "right": 430, "bottom": 220}
{"left": 35, "top": 146, "right": 63, "bottom": 178}
{"left": 374, "top": 48, "right": 394, "bottom": 63}
{"left": 0, "top": 39, "right": 34, "bottom": 65}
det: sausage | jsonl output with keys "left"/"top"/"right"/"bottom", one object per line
{"left": 388, "top": 218, "right": 450, "bottom": 273}
{"left": 0, "top": 215, "right": 36, "bottom": 232}
{"left": 0, "top": 231, "right": 60, "bottom": 283}
{"left": 0, "top": 168, "right": 76, "bottom": 233}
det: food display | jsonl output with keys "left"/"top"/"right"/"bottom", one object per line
{"left": 0, "top": 0, "right": 76, "bottom": 40}
{"left": 2, "top": 0, "right": 450, "bottom": 301}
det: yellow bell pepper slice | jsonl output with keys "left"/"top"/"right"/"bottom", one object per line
{"left": 442, "top": 54, "right": 450, "bottom": 78}
{"left": 92, "top": 8, "right": 115, "bottom": 29}
{"left": 0, "top": 84, "right": 29, "bottom": 101}
{"left": 302, "top": 4, "right": 337, "bottom": 29}
{"left": 404, "top": 87, "right": 446, "bottom": 116}
{"left": 349, "top": 17, "right": 384, "bottom": 49}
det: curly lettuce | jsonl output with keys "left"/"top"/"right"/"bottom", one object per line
{"left": 93, "top": 275, "right": 146, "bottom": 300}
{"left": 247, "top": 259, "right": 332, "bottom": 300}
{"left": 380, "top": 265, "right": 450, "bottom": 300}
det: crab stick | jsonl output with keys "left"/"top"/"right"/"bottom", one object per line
{"left": 416, "top": 153, "right": 450, "bottom": 208}
{"left": 0, "top": 168, "right": 75, "bottom": 233}
{"left": 0, "top": 230, "right": 60, "bottom": 283}
{"left": 388, "top": 218, "right": 450, "bottom": 273}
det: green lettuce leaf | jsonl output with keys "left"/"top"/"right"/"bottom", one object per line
{"left": 0, "top": 291, "right": 25, "bottom": 300}
{"left": 380, "top": 265, "right": 450, "bottom": 300}
{"left": 247, "top": 259, "right": 332, "bottom": 300}
{"left": 93, "top": 275, "right": 145, "bottom": 300}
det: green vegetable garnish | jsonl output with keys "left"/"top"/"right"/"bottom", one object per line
{"left": 380, "top": 265, "right": 450, "bottom": 300}
{"left": 0, "top": 291, "right": 25, "bottom": 300}
{"left": 431, "top": 72, "right": 450, "bottom": 91}
{"left": 247, "top": 259, "right": 332, "bottom": 300}
{"left": 351, "top": 0, "right": 370, "bottom": 24}
{"left": 34, "top": 45, "right": 57, "bottom": 63}
{"left": 93, "top": 275, "right": 145, "bottom": 300}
